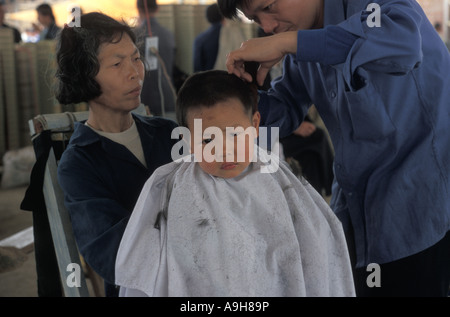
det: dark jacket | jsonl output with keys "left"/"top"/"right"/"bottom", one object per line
{"left": 57, "top": 114, "right": 178, "bottom": 296}
{"left": 193, "top": 23, "right": 222, "bottom": 72}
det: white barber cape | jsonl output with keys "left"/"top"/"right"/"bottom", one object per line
{"left": 115, "top": 149, "right": 355, "bottom": 297}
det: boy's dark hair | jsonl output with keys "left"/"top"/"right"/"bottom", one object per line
{"left": 216, "top": 0, "right": 244, "bottom": 20}
{"left": 206, "top": 4, "right": 224, "bottom": 24}
{"left": 176, "top": 70, "right": 257, "bottom": 128}
{"left": 36, "top": 3, "right": 56, "bottom": 21}
{"left": 137, "top": 0, "right": 158, "bottom": 14}
{"left": 55, "top": 12, "right": 138, "bottom": 105}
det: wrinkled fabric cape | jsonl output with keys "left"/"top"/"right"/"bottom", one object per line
{"left": 115, "top": 150, "right": 355, "bottom": 296}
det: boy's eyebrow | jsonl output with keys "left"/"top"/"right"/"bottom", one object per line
{"left": 202, "top": 125, "right": 251, "bottom": 135}
{"left": 225, "top": 124, "right": 248, "bottom": 130}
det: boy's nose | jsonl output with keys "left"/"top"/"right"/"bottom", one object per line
{"left": 216, "top": 137, "right": 235, "bottom": 162}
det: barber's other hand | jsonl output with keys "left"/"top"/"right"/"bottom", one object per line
{"left": 226, "top": 31, "right": 298, "bottom": 86}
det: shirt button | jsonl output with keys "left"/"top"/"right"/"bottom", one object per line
{"left": 330, "top": 91, "right": 337, "bottom": 98}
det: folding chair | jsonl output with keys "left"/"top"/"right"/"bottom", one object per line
{"left": 22, "top": 105, "right": 149, "bottom": 297}
{"left": 25, "top": 111, "right": 93, "bottom": 296}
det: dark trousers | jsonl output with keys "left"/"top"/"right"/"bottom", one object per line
{"left": 347, "top": 229, "right": 450, "bottom": 297}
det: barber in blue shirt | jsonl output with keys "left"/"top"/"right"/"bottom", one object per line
{"left": 219, "top": 0, "right": 450, "bottom": 296}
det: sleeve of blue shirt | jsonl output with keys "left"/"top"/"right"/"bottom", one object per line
{"left": 258, "top": 26, "right": 358, "bottom": 138}
{"left": 259, "top": 0, "right": 425, "bottom": 137}
{"left": 335, "top": 0, "right": 423, "bottom": 90}
{"left": 297, "top": 0, "right": 424, "bottom": 73}
{"left": 297, "top": 25, "right": 358, "bottom": 66}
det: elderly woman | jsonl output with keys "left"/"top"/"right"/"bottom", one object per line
{"left": 55, "top": 12, "right": 178, "bottom": 296}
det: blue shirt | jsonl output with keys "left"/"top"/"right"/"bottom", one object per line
{"left": 259, "top": 0, "right": 450, "bottom": 268}
{"left": 57, "top": 114, "right": 178, "bottom": 295}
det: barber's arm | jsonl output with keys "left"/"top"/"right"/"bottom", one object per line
{"left": 226, "top": 31, "right": 297, "bottom": 86}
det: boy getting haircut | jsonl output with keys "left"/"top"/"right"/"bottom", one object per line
{"left": 115, "top": 70, "right": 355, "bottom": 297}
{"left": 176, "top": 69, "right": 258, "bottom": 127}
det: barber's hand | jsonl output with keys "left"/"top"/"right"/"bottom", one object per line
{"left": 226, "top": 31, "right": 298, "bottom": 86}
{"left": 293, "top": 121, "right": 316, "bottom": 137}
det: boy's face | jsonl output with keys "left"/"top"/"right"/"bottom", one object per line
{"left": 187, "top": 98, "right": 261, "bottom": 179}
{"left": 240, "top": 0, "right": 324, "bottom": 34}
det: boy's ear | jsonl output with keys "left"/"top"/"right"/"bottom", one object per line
{"left": 252, "top": 111, "right": 261, "bottom": 137}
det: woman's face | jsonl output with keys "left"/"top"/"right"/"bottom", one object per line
{"left": 90, "top": 33, "right": 145, "bottom": 114}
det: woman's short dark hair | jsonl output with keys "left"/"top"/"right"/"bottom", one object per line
{"left": 55, "top": 12, "right": 137, "bottom": 105}
{"left": 176, "top": 70, "right": 258, "bottom": 128}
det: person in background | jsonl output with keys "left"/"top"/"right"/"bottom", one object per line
{"left": 135, "top": 0, "right": 176, "bottom": 117}
{"left": 34, "top": 3, "right": 61, "bottom": 41}
{"left": 212, "top": 16, "right": 250, "bottom": 71}
{"left": 219, "top": 0, "right": 450, "bottom": 297}
{"left": 280, "top": 115, "right": 334, "bottom": 197}
{"left": 55, "top": 12, "right": 178, "bottom": 296}
{"left": 0, "top": 2, "right": 21, "bottom": 43}
{"left": 193, "top": 3, "right": 224, "bottom": 72}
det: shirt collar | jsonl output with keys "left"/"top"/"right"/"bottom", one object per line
{"left": 69, "top": 113, "right": 149, "bottom": 147}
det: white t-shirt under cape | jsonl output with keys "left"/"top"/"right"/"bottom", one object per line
{"left": 115, "top": 148, "right": 355, "bottom": 297}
